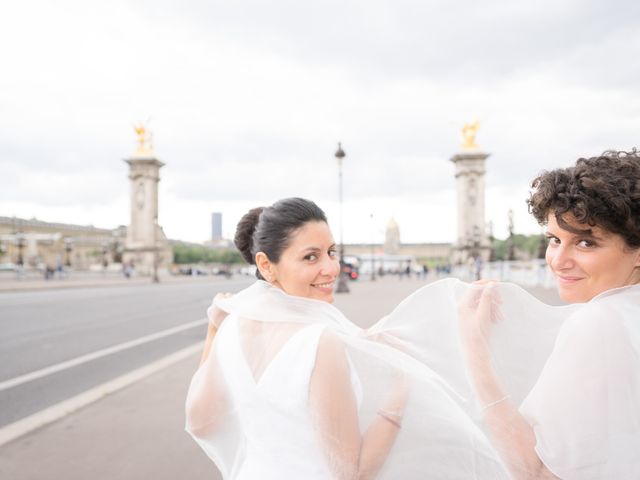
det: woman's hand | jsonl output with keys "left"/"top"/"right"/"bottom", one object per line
{"left": 458, "top": 280, "right": 503, "bottom": 344}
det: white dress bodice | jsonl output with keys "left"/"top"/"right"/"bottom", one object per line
{"left": 216, "top": 316, "right": 333, "bottom": 480}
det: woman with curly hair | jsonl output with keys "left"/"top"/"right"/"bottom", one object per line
{"left": 459, "top": 149, "right": 640, "bottom": 479}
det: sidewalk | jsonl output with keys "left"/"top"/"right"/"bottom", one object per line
{"left": 0, "top": 277, "right": 560, "bottom": 480}
{"left": 0, "top": 272, "right": 243, "bottom": 293}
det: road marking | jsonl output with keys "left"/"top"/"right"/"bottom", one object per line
{"left": 0, "top": 318, "right": 208, "bottom": 392}
{"left": 0, "top": 342, "right": 203, "bottom": 447}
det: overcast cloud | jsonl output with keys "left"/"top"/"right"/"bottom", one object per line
{"left": 1, "top": 0, "right": 639, "bottom": 244}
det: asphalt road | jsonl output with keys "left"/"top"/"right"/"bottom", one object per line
{"left": 0, "top": 276, "right": 563, "bottom": 480}
{"left": 0, "top": 277, "right": 254, "bottom": 427}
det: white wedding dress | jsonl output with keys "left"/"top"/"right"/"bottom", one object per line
{"left": 186, "top": 280, "right": 510, "bottom": 479}
{"left": 186, "top": 280, "right": 640, "bottom": 479}
{"left": 215, "top": 317, "right": 348, "bottom": 479}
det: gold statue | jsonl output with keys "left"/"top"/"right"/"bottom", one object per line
{"left": 133, "top": 121, "right": 154, "bottom": 155}
{"left": 461, "top": 121, "right": 480, "bottom": 150}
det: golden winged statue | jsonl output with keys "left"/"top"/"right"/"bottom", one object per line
{"left": 133, "top": 122, "right": 154, "bottom": 155}
{"left": 461, "top": 121, "right": 480, "bottom": 150}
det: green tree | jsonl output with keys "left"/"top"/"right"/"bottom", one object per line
{"left": 491, "top": 234, "right": 546, "bottom": 260}
{"left": 172, "top": 244, "right": 244, "bottom": 264}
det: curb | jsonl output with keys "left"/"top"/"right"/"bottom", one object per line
{"left": 0, "top": 342, "right": 203, "bottom": 447}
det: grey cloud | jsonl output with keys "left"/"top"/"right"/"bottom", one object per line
{"left": 149, "top": 0, "right": 640, "bottom": 87}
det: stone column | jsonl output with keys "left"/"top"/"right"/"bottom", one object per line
{"left": 122, "top": 125, "right": 169, "bottom": 276}
{"left": 450, "top": 149, "right": 491, "bottom": 264}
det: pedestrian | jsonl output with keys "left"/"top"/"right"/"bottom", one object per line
{"left": 422, "top": 264, "right": 429, "bottom": 279}
{"left": 123, "top": 260, "right": 134, "bottom": 278}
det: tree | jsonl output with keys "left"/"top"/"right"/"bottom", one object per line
{"left": 491, "top": 234, "right": 546, "bottom": 261}
{"left": 172, "top": 244, "right": 243, "bottom": 265}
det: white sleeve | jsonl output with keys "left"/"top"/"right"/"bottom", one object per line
{"left": 519, "top": 304, "right": 640, "bottom": 479}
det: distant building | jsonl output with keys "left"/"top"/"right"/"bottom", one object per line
{"left": 211, "top": 212, "right": 223, "bottom": 241}
{"left": 384, "top": 217, "right": 401, "bottom": 254}
{"left": 345, "top": 242, "right": 451, "bottom": 265}
{"left": 0, "top": 216, "right": 127, "bottom": 269}
{"left": 344, "top": 216, "right": 452, "bottom": 271}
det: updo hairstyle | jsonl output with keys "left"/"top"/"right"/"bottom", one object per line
{"left": 527, "top": 149, "right": 640, "bottom": 248}
{"left": 234, "top": 198, "right": 328, "bottom": 279}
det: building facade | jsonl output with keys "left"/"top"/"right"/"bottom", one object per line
{"left": 0, "top": 216, "right": 126, "bottom": 270}
{"left": 211, "top": 212, "right": 223, "bottom": 241}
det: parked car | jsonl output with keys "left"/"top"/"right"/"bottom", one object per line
{"left": 178, "top": 266, "right": 207, "bottom": 276}
{"left": 342, "top": 262, "right": 359, "bottom": 280}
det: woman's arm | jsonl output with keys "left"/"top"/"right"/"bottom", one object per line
{"left": 309, "top": 331, "right": 408, "bottom": 480}
{"left": 199, "top": 322, "right": 218, "bottom": 366}
{"left": 199, "top": 293, "right": 231, "bottom": 365}
{"left": 460, "top": 285, "right": 557, "bottom": 480}
{"left": 186, "top": 294, "right": 231, "bottom": 436}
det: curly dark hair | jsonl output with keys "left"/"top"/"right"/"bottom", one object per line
{"left": 527, "top": 149, "right": 640, "bottom": 248}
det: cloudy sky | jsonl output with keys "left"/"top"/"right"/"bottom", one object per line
{"left": 2, "top": 0, "right": 639, "bottom": 245}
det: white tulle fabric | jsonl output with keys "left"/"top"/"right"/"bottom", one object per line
{"left": 185, "top": 279, "right": 640, "bottom": 479}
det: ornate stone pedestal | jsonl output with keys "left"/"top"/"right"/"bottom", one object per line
{"left": 450, "top": 125, "right": 492, "bottom": 265}
{"left": 122, "top": 125, "right": 172, "bottom": 277}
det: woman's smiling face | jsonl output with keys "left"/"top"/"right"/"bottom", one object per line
{"left": 264, "top": 221, "right": 340, "bottom": 303}
{"left": 545, "top": 213, "right": 640, "bottom": 303}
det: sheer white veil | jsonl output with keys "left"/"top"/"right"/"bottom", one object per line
{"left": 185, "top": 278, "right": 633, "bottom": 478}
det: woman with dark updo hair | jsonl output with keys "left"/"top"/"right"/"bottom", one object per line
{"left": 185, "top": 198, "right": 411, "bottom": 480}
{"left": 233, "top": 198, "right": 339, "bottom": 300}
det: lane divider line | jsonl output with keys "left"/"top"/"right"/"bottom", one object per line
{"left": 0, "top": 341, "right": 203, "bottom": 447}
{"left": 0, "top": 318, "right": 208, "bottom": 392}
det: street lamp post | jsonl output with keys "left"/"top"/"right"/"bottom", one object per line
{"left": 335, "top": 142, "right": 349, "bottom": 294}
{"left": 16, "top": 233, "right": 26, "bottom": 267}
{"left": 101, "top": 242, "right": 109, "bottom": 275}
{"left": 370, "top": 213, "right": 376, "bottom": 281}
{"left": 152, "top": 215, "right": 159, "bottom": 283}
{"left": 64, "top": 237, "right": 73, "bottom": 267}
{"left": 507, "top": 209, "right": 516, "bottom": 261}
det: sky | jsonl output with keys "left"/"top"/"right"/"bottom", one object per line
{"left": 2, "top": 0, "right": 639, "bottom": 245}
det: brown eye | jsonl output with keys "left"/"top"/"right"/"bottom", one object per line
{"left": 578, "top": 239, "right": 596, "bottom": 248}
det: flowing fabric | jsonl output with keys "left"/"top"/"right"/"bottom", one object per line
{"left": 185, "top": 279, "right": 640, "bottom": 479}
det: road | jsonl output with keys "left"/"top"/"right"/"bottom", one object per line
{"left": 0, "top": 277, "right": 254, "bottom": 427}
{"left": 0, "top": 276, "right": 563, "bottom": 480}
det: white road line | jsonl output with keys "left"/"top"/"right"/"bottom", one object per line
{"left": 0, "top": 318, "right": 208, "bottom": 392}
{"left": 0, "top": 342, "right": 203, "bottom": 447}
